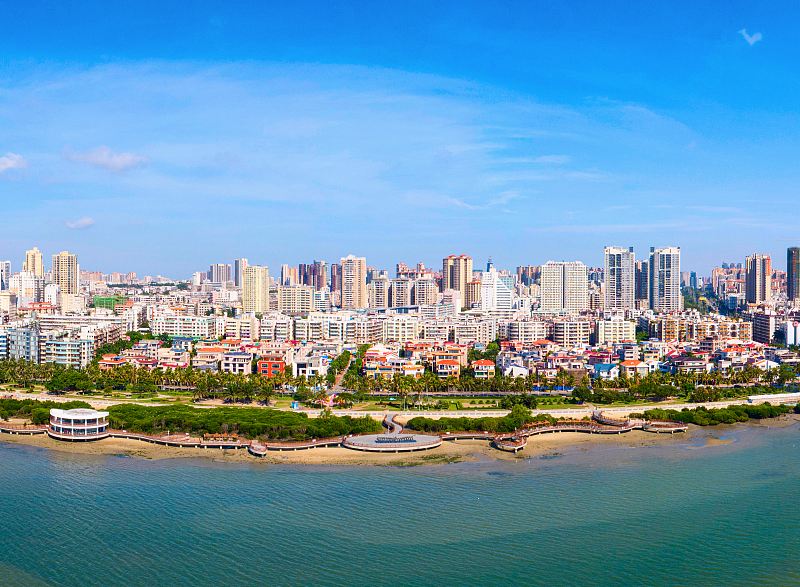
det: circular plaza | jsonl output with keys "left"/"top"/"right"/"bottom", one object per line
{"left": 342, "top": 432, "right": 442, "bottom": 453}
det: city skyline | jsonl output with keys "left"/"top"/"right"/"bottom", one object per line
{"left": 2, "top": 3, "right": 799, "bottom": 274}
{"left": 0, "top": 243, "right": 793, "bottom": 282}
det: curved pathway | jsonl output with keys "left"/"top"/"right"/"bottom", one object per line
{"left": 492, "top": 412, "right": 687, "bottom": 452}
{"left": 1, "top": 409, "right": 688, "bottom": 458}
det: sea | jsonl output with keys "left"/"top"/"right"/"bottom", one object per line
{"left": 1, "top": 422, "right": 799, "bottom": 587}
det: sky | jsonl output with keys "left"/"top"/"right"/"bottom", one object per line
{"left": 1, "top": 1, "right": 798, "bottom": 277}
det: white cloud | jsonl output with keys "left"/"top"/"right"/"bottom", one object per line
{"left": 739, "top": 29, "right": 763, "bottom": 46}
{"left": 67, "top": 146, "right": 147, "bottom": 172}
{"left": 532, "top": 154, "right": 571, "bottom": 165}
{"left": 0, "top": 152, "right": 27, "bottom": 174}
{"left": 65, "top": 216, "right": 95, "bottom": 229}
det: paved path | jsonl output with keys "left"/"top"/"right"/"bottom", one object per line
{"left": 331, "top": 355, "right": 352, "bottom": 392}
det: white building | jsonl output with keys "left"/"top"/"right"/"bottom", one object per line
{"left": 341, "top": 255, "right": 368, "bottom": 309}
{"left": 540, "top": 261, "right": 589, "bottom": 313}
{"left": 604, "top": 246, "right": 635, "bottom": 311}
{"left": 242, "top": 265, "right": 270, "bottom": 314}
{"left": 595, "top": 317, "right": 637, "bottom": 344}
{"left": 48, "top": 408, "right": 110, "bottom": 441}
{"left": 649, "top": 246, "right": 682, "bottom": 312}
{"left": 479, "top": 267, "right": 514, "bottom": 313}
{"left": 390, "top": 278, "right": 413, "bottom": 308}
{"left": 151, "top": 315, "right": 215, "bottom": 338}
{"left": 278, "top": 284, "right": 313, "bottom": 314}
{"left": 368, "top": 276, "right": 389, "bottom": 309}
{"left": 413, "top": 278, "right": 438, "bottom": 306}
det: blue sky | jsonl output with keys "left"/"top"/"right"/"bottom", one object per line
{"left": 1, "top": 1, "right": 797, "bottom": 277}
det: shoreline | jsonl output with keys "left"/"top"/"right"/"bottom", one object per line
{"left": 4, "top": 415, "right": 797, "bottom": 466}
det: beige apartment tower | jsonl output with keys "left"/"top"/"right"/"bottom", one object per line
{"left": 51, "top": 251, "right": 79, "bottom": 294}
{"left": 745, "top": 253, "right": 772, "bottom": 305}
{"left": 242, "top": 265, "right": 270, "bottom": 314}
{"left": 442, "top": 254, "right": 473, "bottom": 308}
{"left": 24, "top": 247, "right": 44, "bottom": 278}
{"left": 340, "top": 255, "right": 367, "bottom": 309}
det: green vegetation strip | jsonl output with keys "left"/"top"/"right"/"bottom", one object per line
{"left": 0, "top": 399, "right": 382, "bottom": 440}
{"left": 407, "top": 406, "right": 556, "bottom": 434}
{"left": 105, "top": 404, "right": 382, "bottom": 440}
{"left": 641, "top": 403, "right": 798, "bottom": 426}
{"left": 0, "top": 399, "right": 92, "bottom": 425}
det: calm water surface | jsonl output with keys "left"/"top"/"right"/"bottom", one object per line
{"left": 1, "top": 423, "right": 799, "bottom": 586}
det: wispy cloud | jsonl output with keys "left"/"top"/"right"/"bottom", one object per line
{"left": 66, "top": 146, "right": 148, "bottom": 172}
{"left": 739, "top": 29, "right": 762, "bottom": 46}
{"left": 0, "top": 62, "right": 756, "bottom": 271}
{"left": 0, "top": 153, "right": 27, "bottom": 174}
{"left": 532, "top": 154, "right": 571, "bottom": 165}
{"left": 65, "top": 216, "right": 95, "bottom": 230}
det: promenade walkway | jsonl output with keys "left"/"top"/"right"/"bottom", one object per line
{"left": 491, "top": 412, "right": 687, "bottom": 452}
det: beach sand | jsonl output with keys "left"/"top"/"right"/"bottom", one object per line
{"left": 0, "top": 426, "right": 694, "bottom": 466}
{"left": 3, "top": 413, "right": 796, "bottom": 466}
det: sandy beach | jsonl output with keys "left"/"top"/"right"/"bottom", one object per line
{"left": 0, "top": 425, "right": 692, "bottom": 466}
{"left": 3, "top": 412, "right": 797, "bottom": 466}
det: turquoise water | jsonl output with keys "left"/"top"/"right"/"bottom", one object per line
{"left": 2, "top": 423, "right": 800, "bottom": 587}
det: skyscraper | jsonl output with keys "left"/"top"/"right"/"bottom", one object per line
{"left": 648, "top": 247, "right": 681, "bottom": 312}
{"left": 242, "top": 265, "right": 270, "bottom": 314}
{"left": 603, "top": 246, "right": 635, "bottom": 311}
{"left": 540, "top": 261, "right": 589, "bottom": 312}
{"left": 340, "top": 255, "right": 367, "bottom": 309}
{"left": 208, "top": 263, "right": 231, "bottom": 284}
{"left": 298, "top": 260, "right": 328, "bottom": 290}
{"left": 442, "top": 254, "right": 473, "bottom": 309}
{"left": 788, "top": 247, "right": 800, "bottom": 302}
{"left": 233, "top": 258, "right": 249, "bottom": 287}
{"left": 390, "top": 277, "right": 412, "bottom": 308}
{"left": 0, "top": 261, "right": 10, "bottom": 291}
{"left": 479, "top": 266, "right": 513, "bottom": 312}
{"left": 23, "top": 247, "right": 44, "bottom": 278}
{"left": 368, "top": 276, "right": 389, "bottom": 309}
{"left": 51, "top": 251, "right": 79, "bottom": 295}
{"left": 745, "top": 253, "right": 772, "bottom": 304}
{"left": 412, "top": 278, "right": 438, "bottom": 306}
{"left": 280, "top": 264, "right": 298, "bottom": 286}
{"left": 330, "top": 263, "right": 341, "bottom": 285}
{"left": 634, "top": 260, "right": 649, "bottom": 304}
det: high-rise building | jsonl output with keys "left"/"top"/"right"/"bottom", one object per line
{"left": 299, "top": 260, "right": 328, "bottom": 291}
{"left": 233, "top": 258, "right": 249, "bottom": 287}
{"left": 340, "top": 255, "right": 367, "bottom": 309}
{"left": 442, "top": 254, "right": 473, "bottom": 308}
{"left": 412, "top": 278, "right": 438, "bottom": 306}
{"left": 649, "top": 247, "right": 682, "bottom": 312}
{"left": 603, "top": 246, "right": 635, "bottom": 311}
{"left": 745, "top": 253, "right": 772, "bottom": 305}
{"left": 0, "top": 261, "right": 10, "bottom": 291}
{"left": 279, "top": 264, "right": 298, "bottom": 286}
{"left": 9, "top": 272, "right": 44, "bottom": 305}
{"left": 242, "top": 265, "right": 270, "bottom": 314}
{"left": 464, "top": 279, "right": 482, "bottom": 310}
{"left": 516, "top": 265, "right": 540, "bottom": 287}
{"left": 788, "top": 248, "right": 800, "bottom": 302}
{"left": 277, "top": 284, "right": 313, "bottom": 314}
{"left": 390, "top": 278, "right": 412, "bottom": 308}
{"left": 23, "top": 247, "right": 44, "bottom": 278}
{"left": 479, "top": 267, "right": 514, "bottom": 312}
{"left": 52, "top": 251, "right": 79, "bottom": 295}
{"left": 208, "top": 263, "right": 231, "bottom": 284}
{"left": 634, "top": 260, "right": 649, "bottom": 303}
{"left": 330, "top": 263, "right": 342, "bottom": 294}
{"left": 368, "top": 276, "right": 390, "bottom": 309}
{"left": 540, "top": 261, "right": 589, "bottom": 312}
